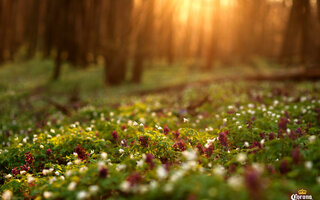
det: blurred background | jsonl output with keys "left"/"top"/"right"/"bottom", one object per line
{"left": 0, "top": 0, "right": 319, "bottom": 86}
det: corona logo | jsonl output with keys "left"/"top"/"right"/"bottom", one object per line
{"left": 298, "top": 189, "right": 307, "bottom": 195}
{"left": 291, "top": 189, "right": 312, "bottom": 200}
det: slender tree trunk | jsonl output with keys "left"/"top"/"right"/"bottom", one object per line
{"left": 281, "top": 0, "right": 311, "bottom": 64}
{"left": 132, "top": 0, "right": 155, "bottom": 83}
{"left": 105, "top": 0, "right": 133, "bottom": 85}
{"left": 204, "top": 0, "right": 220, "bottom": 70}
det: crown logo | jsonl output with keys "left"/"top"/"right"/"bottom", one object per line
{"left": 298, "top": 189, "right": 307, "bottom": 195}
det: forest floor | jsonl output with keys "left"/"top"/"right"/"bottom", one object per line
{"left": 0, "top": 59, "right": 320, "bottom": 199}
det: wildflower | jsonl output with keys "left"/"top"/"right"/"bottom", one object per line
{"left": 213, "top": 165, "right": 225, "bottom": 176}
{"left": 269, "top": 132, "right": 275, "bottom": 140}
{"left": 137, "top": 159, "right": 144, "bottom": 167}
{"left": 75, "top": 144, "right": 87, "bottom": 160}
{"left": 245, "top": 167, "right": 262, "bottom": 198}
{"left": 278, "top": 117, "right": 289, "bottom": 131}
{"left": 183, "top": 118, "right": 189, "bottom": 123}
{"left": 244, "top": 141, "right": 249, "bottom": 147}
{"left": 12, "top": 167, "right": 20, "bottom": 176}
{"left": 119, "top": 148, "right": 125, "bottom": 154}
{"left": 68, "top": 181, "right": 77, "bottom": 191}
{"left": 43, "top": 191, "right": 53, "bottom": 199}
{"left": 237, "top": 153, "right": 247, "bottom": 164}
{"left": 291, "top": 148, "right": 301, "bottom": 164}
{"left": 228, "top": 175, "right": 243, "bottom": 189}
{"left": 173, "top": 131, "right": 180, "bottom": 139}
{"left": 46, "top": 148, "right": 52, "bottom": 156}
{"left": 182, "top": 150, "right": 197, "bottom": 161}
{"left": 196, "top": 143, "right": 205, "bottom": 154}
{"left": 127, "top": 173, "right": 142, "bottom": 187}
{"left": 77, "top": 191, "right": 89, "bottom": 200}
{"left": 120, "top": 139, "right": 128, "bottom": 147}
{"left": 205, "top": 145, "right": 213, "bottom": 158}
{"left": 112, "top": 130, "right": 119, "bottom": 142}
{"left": 279, "top": 160, "right": 290, "bottom": 174}
{"left": 101, "top": 152, "right": 108, "bottom": 160}
{"left": 172, "top": 140, "right": 187, "bottom": 151}
{"left": 25, "top": 152, "right": 34, "bottom": 165}
{"left": 5, "top": 174, "right": 12, "bottom": 179}
{"left": 145, "top": 153, "right": 155, "bottom": 169}
{"left": 89, "top": 185, "right": 99, "bottom": 194}
{"left": 163, "top": 125, "right": 170, "bottom": 135}
{"left": 308, "top": 135, "right": 316, "bottom": 143}
{"left": 20, "top": 164, "right": 29, "bottom": 172}
{"left": 157, "top": 165, "right": 168, "bottom": 179}
{"left": 218, "top": 131, "right": 228, "bottom": 147}
{"left": 139, "top": 136, "right": 149, "bottom": 147}
{"left": 2, "top": 190, "right": 13, "bottom": 200}
{"left": 120, "top": 181, "right": 131, "bottom": 192}
{"left": 27, "top": 175, "right": 35, "bottom": 184}
{"left": 305, "top": 161, "right": 313, "bottom": 170}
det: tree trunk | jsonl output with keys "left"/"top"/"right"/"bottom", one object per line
{"left": 281, "top": 0, "right": 311, "bottom": 64}
{"left": 204, "top": 0, "right": 220, "bottom": 70}
{"left": 104, "top": 0, "right": 133, "bottom": 85}
{"left": 132, "top": 0, "right": 155, "bottom": 84}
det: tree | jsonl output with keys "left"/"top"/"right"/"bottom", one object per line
{"left": 281, "top": 0, "right": 312, "bottom": 64}
{"left": 204, "top": 0, "right": 220, "bottom": 70}
{"left": 131, "top": 0, "right": 155, "bottom": 83}
{"left": 104, "top": 0, "right": 134, "bottom": 85}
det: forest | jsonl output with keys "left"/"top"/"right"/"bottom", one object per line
{"left": 0, "top": 0, "right": 320, "bottom": 199}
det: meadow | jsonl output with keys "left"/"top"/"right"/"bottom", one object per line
{"left": 0, "top": 60, "right": 319, "bottom": 199}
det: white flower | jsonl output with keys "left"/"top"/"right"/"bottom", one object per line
{"left": 55, "top": 171, "right": 60, "bottom": 176}
{"left": 27, "top": 175, "right": 35, "bottom": 184}
{"left": 65, "top": 170, "right": 73, "bottom": 177}
{"left": 68, "top": 181, "right": 77, "bottom": 191}
{"left": 244, "top": 141, "right": 249, "bottom": 147}
{"left": 77, "top": 191, "right": 89, "bottom": 200}
{"left": 2, "top": 190, "right": 13, "bottom": 200}
{"left": 79, "top": 167, "right": 88, "bottom": 173}
{"left": 101, "top": 152, "right": 108, "bottom": 160}
{"left": 89, "top": 185, "right": 99, "bottom": 194}
{"left": 86, "top": 127, "right": 92, "bottom": 132}
{"left": 20, "top": 170, "right": 26, "bottom": 175}
{"left": 116, "top": 164, "right": 126, "bottom": 171}
{"left": 67, "top": 162, "right": 73, "bottom": 166}
{"left": 150, "top": 180, "right": 158, "bottom": 189}
{"left": 43, "top": 191, "right": 53, "bottom": 199}
{"left": 40, "top": 145, "right": 44, "bottom": 149}
{"left": 5, "top": 174, "right": 12, "bottom": 179}
{"left": 119, "top": 149, "right": 125, "bottom": 154}
{"left": 170, "top": 170, "right": 185, "bottom": 182}
{"left": 227, "top": 175, "right": 243, "bottom": 189}
{"left": 164, "top": 183, "right": 174, "bottom": 193}
{"left": 137, "top": 159, "right": 144, "bottom": 167}
{"left": 138, "top": 184, "right": 148, "bottom": 194}
{"left": 308, "top": 135, "right": 316, "bottom": 143}
{"left": 305, "top": 161, "right": 313, "bottom": 170}
{"left": 238, "top": 126, "right": 242, "bottom": 129}
{"left": 42, "top": 169, "right": 50, "bottom": 176}
{"left": 236, "top": 153, "right": 247, "bottom": 164}
{"left": 74, "top": 159, "right": 82, "bottom": 165}
{"left": 133, "top": 121, "right": 138, "bottom": 126}
{"left": 60, "top": 176, "right": 65, "bottom": 180}
{"left": 156, "top": 166, "right": 168, "bottom": 179}
{"left": 120, "top": 181, "right": 131, "bottom": 192}
{"left": 223, "top": 118, "right": 227, "bottom": 122}
{"left": 183, "top": 118, "right": 189, "bottom": 123}
{"left": 213, "top": 165, "right": 225, "bottom": 176}
{"left": 182, "top": 150, "right": 197, "bottom": 161}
